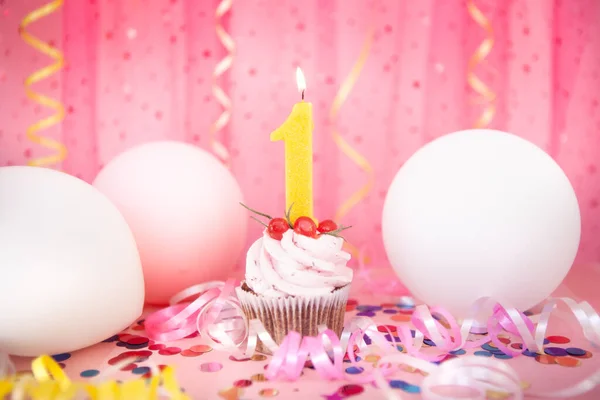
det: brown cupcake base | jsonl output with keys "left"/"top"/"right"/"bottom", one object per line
{"left": 236, "top": 283, "right": 350, "bottom": 354}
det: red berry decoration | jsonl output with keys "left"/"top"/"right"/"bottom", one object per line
{"left": 317, "top": 219, "right": 338, "bottom": 233}
{"left": 267, "top": 218, "right": 289, "bottom": 240}
{"left": 293, "top": 216, "right": 318, "bottom": 238}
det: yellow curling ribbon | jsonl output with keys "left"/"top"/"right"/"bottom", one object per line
{"left": 466, "top": 0, "right": 496, "bottom": 128}
{"left": 209, "top": 0, "right": 234, "bottom": 166}
{"left": 330, "top": 22, "right": 375, "bottom": 262}
{"left": 19, "top": 0, "right": 68, "bottom": 168}
{"left": 0, "top": 355, "right": 189, "bottom": 399}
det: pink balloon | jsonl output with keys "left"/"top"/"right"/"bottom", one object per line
{"left": 93, "top": 141, "right": 247, "bottom": 305}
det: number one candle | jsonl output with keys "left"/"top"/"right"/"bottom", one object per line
{"left": 270, "top": 68, "right": 314, "bottom": 224}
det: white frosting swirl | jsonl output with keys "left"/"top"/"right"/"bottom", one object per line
{"left": 244, "top": 230, "right": 353, "bottom": 297}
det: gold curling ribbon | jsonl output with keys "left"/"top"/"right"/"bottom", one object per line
{"left": 209, "top": 0, "right": 234, "bottom": 165}
{"left": 0, "top": 355, "right": 189, "bottom": 400}
{"left": 466, "top": 0, "right": 496, "bottom": 128}
{"left": 330, "top": 22, "right": 375, "bottom": 262}
{"left": 19, "top": 0, "right": 68, "bottom": 168}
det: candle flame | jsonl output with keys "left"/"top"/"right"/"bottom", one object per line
{"left": 296, "top": 67, "right": 306, "bottom": 93}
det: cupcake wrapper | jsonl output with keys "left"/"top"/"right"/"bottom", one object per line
{"left": 235, "top": 284, "right": 350, "bottom": 354}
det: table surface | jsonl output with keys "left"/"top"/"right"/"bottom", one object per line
{"left": 11, "top": 269, "right": 600, "bottom": 400}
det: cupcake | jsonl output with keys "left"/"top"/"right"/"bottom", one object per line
{"left": 236, "top": 204, "right": 353, "bottom": 353}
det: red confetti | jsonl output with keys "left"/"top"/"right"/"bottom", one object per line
{"left": 181, "top": 349, "right": 201, "bottom": 357}
{"left": 158, "top": 347, "right": 181, "bottom": 356}
{"left": 234, "top": 379, "right": 252, "bottom": 388}
{"left": 126, "top": 336, "right": 149, "bottom": 345}
{"left": 498, "top": 337, "right": 511, "bottom": 344}
{"left": 120, "top": 363, "right": 137, "bottom": 371}
{"left": 149, "top": 344, "right": 165, "bottom": 351}
{"left": 107, "top": 350, "right": 152, "bottom": 366}
{"left": 377, "top": 325, "right": 397, "bottom": 333}
{"left": 338, "top": 384, "right": 364, "bottom": 396}
{"left": 547, "top": 335, "right": 571, "bottom": 344}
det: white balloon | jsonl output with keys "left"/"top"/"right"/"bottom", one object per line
{"left": 382, "top": 129, "right": 581, "bottom": 318}
{"left": 0, "top": 166, "right": 144, "bottom": 356}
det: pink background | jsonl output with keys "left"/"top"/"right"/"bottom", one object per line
{"left": 2, "top": 2, "right": 600, "bottom": 398}
{"left": 1, "top": 0, "right": 600, "bottom": 271}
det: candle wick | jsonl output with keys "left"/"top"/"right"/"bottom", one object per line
{"left": 301, "top": 90, "right": 305, "bottom": 101}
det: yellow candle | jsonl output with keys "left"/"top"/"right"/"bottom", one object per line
{"left": 270, "top": 68, "right": 314, "bottom": 223}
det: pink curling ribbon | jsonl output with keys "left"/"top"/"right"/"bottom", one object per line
{"left": 145, "top": 281, "right": 600, "bottom": 399}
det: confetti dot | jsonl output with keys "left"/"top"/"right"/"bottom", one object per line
{"left": 120, "top": 363, "right": 137, "bottom": 371}
{"left": 80, "top": 369, "right": 99, "bottom": 378}
{"left": 494, "top": 353, "right": 513, "bottom": 360}
{"left": 449, "top": 349, "right": 466, "bottom": 355}
{"left": 423, "top": 339, "right": 436, "bottom": 346}
{"left": 377, "top": 325, "right": 397, "bottom": 333}
{"left": 556, "top": 357, "right": 582, "bottom": 367}
{"left": 126, "top": 336, "right": 149, "bottom": 345}
{"left": 389, "top": 380, "right": 421, "bottom": 393}
{"left": 259, "top": 388, "right": 279, "bottom": 397}
{"left": 356, "top": 305, "right": 382, "bottom": 312}
{"left": 383, "top": 309, "right": 398, "bottom": 314}
{"left": 181, "top": 349, "right": 201, "bottom": 357}
{"left": 132, "top": 366, "right": 151, "bottom": 375}
{"left": 234, "top": 379, "right": 252, "bottom": 388}
{"left": 565, "top": 347, "right": 586, "bottom": 356}
{"left": 158, "top": 347, "right": 181, "bottom": 356}
{"left": 149, "top": 344, "right": 165, "bottom": 351}
{"left": 474, "top": 351, "right": 493, "bottom": 357}
{"left": 511, "top": 343, "right": 523, "bottom": 350}
{"left": 390, "top": 314, "right": 411, "bottom": 322}
{"left": 544, "top": 347, "right": 568, "bottom": 357}
{"left": 190, "top": 345, "right": 212, "bottom": 354}
{"left": 200, "top": 362, "right": 223, "bottom": 372}
{"left": 356, "top": 311, "right": 375, "bottom": 317}
{"left": 364, "top": 354, "right": 380, "bottom": 363}
{"left": 229, "top": 355, "right": 251, "bottom": 362}
{"left": 252, "top": 354, "right": 267, "bottom": 361}
{"left": 482, "top": 343, "right": 504, "bottom": 354}
{"left": 218, "top": 387, "right": 243, "bottom": 399}
{"left": 547, "top": 335, "right": 570, "bottom": 344}
{"left": 51, "top": 353, "right": 71, "bottom": 362}
{"left": 345, "top": 366, "right": 364, "bottom": 374}
{"left": 251, "top": 373, "right": 266, "bottom": 381}
{"left": 400, "top": 364, "right": 418, "bottom": 373}
{"left": 535, "top": 354, "right": 556, "bottom": 365}
{"left": 571, "top": 350, "right": 593, "bottom": 359}
{"left": 338, "top": 384, "right": 364, "bottom": 396}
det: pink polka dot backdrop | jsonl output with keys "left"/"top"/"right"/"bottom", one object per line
{"left": 0, "top": 0, "right": 599, "bottom": 272}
